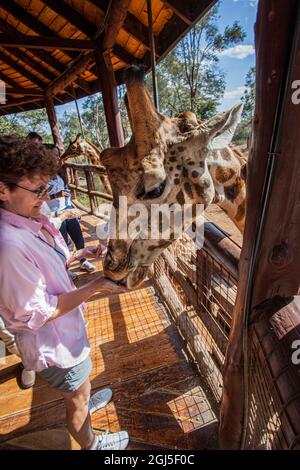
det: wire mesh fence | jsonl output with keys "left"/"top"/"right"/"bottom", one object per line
{"left": 152, "top": 222, "right": 300, "bottom": 450}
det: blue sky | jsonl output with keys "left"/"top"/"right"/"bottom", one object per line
{"left": 55, "top": 0, "right": 257, "bottom": 121}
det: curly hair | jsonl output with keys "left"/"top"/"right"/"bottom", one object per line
{"left": 0, "top": 135, "right": 58, "bottom": 188}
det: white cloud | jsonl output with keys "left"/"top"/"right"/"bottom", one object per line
{"left": 223, "top": 86, "right": 245, "bottom": 101}
{"left": 219, "top": 45, "right": 255, "bottom": 60}
{"left": 233, "top": 0, "right": 258, "bottom": 6}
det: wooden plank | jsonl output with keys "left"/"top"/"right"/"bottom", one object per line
{"left": 0, "top": 52, "right": 46, "bottom": 89}
{"left": 44, "top": 93, "right": 64, "bottom": 153}
{"left": 163, "top": 0, "right": 194, "bottom": 25}
{"left": 45, "top": 53, "right": 95, "bottom": 96}
{"left": 220, "top": 0, "right": 299, "bottom": 450}
{"left": 0, "top": 0, "right": 79, "bottom": 61}
{"left": 42, "top": 0, "right": 97, "bottom": 38}
{"left": 156, "top": 0, "right": 217, "bottom": 61}
{"left": 94, "top": 49, "right": 124, "bottom": 147}
{"left": 0, "top": 34, "right": 96, "bottom": 51}
{"left": 6, "top": 49, "right": 56, "bottom": 82}
{"left": 5, "top": 87, "right": 43, "bottom": 96}
{"left": 102, "top": 0, "right": 131, "bottom": 50}
{"left": 0, "top": 97, "right": 42, "bottom": 110}
{"left": 89, "top": 0, "right": 152, "bottom": 50}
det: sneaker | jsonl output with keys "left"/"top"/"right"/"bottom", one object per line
{"left": 92, "top": 431, "right": 129, "bottom": 450}
{"left": 80, "top": 259, "right": 96, "bottom": 272}
{"left": 21, "top": 369, "right": 36, "bottom": 389}
{"left": 89, "top": 388, "right": 113, "bottom": 414}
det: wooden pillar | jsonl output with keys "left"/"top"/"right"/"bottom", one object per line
{"left": 147, "top": 0, "right": 159, "bottom": 110}
{"left": 44, "top": 93, "right": 64, "bottom": 155}
{"left": 220, "top": 0, "right": 300, "bottom": 449}
{"left": 95, "top": 50, "right": 124, "bottom": 148}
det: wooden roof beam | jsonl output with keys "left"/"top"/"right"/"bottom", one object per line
{"left": 0, "top": 0, "right": 79, "bottom": 61}
{"left": 0, "top": 34, "right": 96, "bottom": 51}
{"left": 0, "top": 96, "right": 41, "bottom": 110}
{"left": 0, "top": 52, "right": 46, "bottom": 89}
{"left": 5, "top": 48, "right": 57, "bottom": 82}
{"left": 45, "top": 53, "right": 95, "bottom": 96}
{"left": 42, "top": 0, "right": 97, "bottom": 38}
{"left": 157, "top": 0, "right": 217, "bottom": 60}
{"left": 162, "top": 0, "right": 195, "bottom": 26}
{"left": 0, "top": 69, "right": 20, "bottom": 88}
{"left": 0, "top": 17, "right": 89, "bottom": 95}
{"left": 5, "top": 87, "right": 43, "bottom": 96}
{"left": 89, "top": 0, "right": 153, "bottom": 52}
{"left": 102, "top": 0, "right": 131, "bottom": 50}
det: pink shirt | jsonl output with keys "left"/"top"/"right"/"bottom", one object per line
{"left": 0, "top": 208, "right": 90, "bottom": 372}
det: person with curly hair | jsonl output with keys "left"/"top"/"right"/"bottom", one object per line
{"left": 0, "top": 135, "right": 129, "bottom": 450}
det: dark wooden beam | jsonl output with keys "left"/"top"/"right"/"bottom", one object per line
{"left": 5, "top": 87, "right": 43, "bottom": 96}
{"left": 0, "top": 52, "right": 46, "bottom": 89}
{"left": 6, "top": 48, "right": 56, "bottom": 82}
{"left": 0, "top": 34, "right": 96, "bottom": 51}
{"left": 0, "top": 0, "right": 79, "bottom": 61}
{"left": 162, "top": 0, "right": 194, "bottom": 26}
{"left": 0, "top": 17, "right": 64, "bottom": 74}
{"left": 89, "top": 0, "right": 152, "bottom": 51}
{"left": 113, "top": 44, "right": 141, "bottom": 66}
{"left": 44, "top": 93, "right": 64, "bottom": 153}
{"left": 0, "top": 18, "right": 89, "bottom": 96}
{"left": 102, "top": 0, "right": 131, "bottom": 50}
{"left": 45, "top": 53, "right": 95, "bottom": 96}
{"left": 0, "top": 69, "right": 20, "bottom": 88}
{"left": 0, "top": 96, "right": 41, "bottom": 110}
{"left": 157, "top": 0, "right": 217, "bottom": 60}
{"left": 42, "top": 0, "right": 96, "bottom": 38}
{"left": 94, "top": 49, "right": 124, "bottom": 147}
{"left": 220, "top": 0, "right": 299, "bottom": 450}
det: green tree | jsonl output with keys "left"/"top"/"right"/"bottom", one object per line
{"left": 233, "top": 66, "right": 256, "bottom": 145}
{"left": 0, "top": 108, "right": 51, "bottom": 141}
{"left": 155, "top": 4, "right": 246, "bottom": 119}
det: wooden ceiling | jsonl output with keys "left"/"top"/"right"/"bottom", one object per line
{"left": 0, "top": 0, "right": 216, "bottom": 116}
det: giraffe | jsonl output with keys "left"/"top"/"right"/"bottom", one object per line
{"left": 100, "top": 66, "right": 246, "bottom": 289}
{"left": 60, "top": 134, "right": 112, "bottom": 195}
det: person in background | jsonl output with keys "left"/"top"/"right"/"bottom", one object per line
{"left": 0, "top": 135, "right": 129, "bottom": 450}
{"left": 47, "top": 169, "right": 96, "bottom": 274}
{"left": 0, "top": 315, "right": 36, "bottom": 388}
{"left": 26, "top": 131, "right": 43, "bottom": 144}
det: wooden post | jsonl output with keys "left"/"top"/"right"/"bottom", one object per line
{"left": 94, "top": 49, "right": 124, "bottom": 147}
{"left": 220, "top": 0, "right": 300, "bottom": 449}
{"left": 44, "top": 93, "right": 64, "bottom": 155}
{"left": 147, "top": 0, "right": 159, "bottom": 109}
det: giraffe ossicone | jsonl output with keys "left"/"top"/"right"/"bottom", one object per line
{"left": 98, "top": 66, "right": 247, "bottom": 289}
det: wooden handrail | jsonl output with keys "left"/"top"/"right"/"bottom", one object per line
{"left": 63, "top": 162, "right": 112, "bottom": 215}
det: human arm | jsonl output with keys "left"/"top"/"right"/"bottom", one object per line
{"left": 0, "top": 244, "right": 126, "bottom": 330}
{"left": 48, "top": 277, "right": 126, "bottom": 321}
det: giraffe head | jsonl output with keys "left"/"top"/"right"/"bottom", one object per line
{"left": 100, "top": 66, "right": 244, "bottom": 289}
{"left": 60, "top": 134, "right": 101, "bottom": 166}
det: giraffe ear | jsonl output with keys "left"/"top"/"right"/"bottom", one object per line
{"left": 206, "top": 103, "right": 244, "bottom": 150}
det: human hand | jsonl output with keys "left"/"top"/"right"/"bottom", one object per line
{"left": 62, "top": 208, "right": 82, "bottom": 220}
{"left": 83, "top": 243, "right": 107, "bottom": 259}
{"left": 95, "top": 277, "right": 128, "bottom": 295}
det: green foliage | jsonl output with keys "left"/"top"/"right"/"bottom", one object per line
{"left": 0, "top": 108, "right": 52, "bottom": 141}
{"left": 156, "top": 4, "right": 245, "bottom": 119}
{"left": 233, "top": 66, "right": 256, "bottom": 146}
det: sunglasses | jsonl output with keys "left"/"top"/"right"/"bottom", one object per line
{"left": 12, "top": 183, "right": 50, "bottom": 198}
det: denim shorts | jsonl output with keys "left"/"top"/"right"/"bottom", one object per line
{"left": 38, "top": 356, "right": 92, "bottom": 393}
